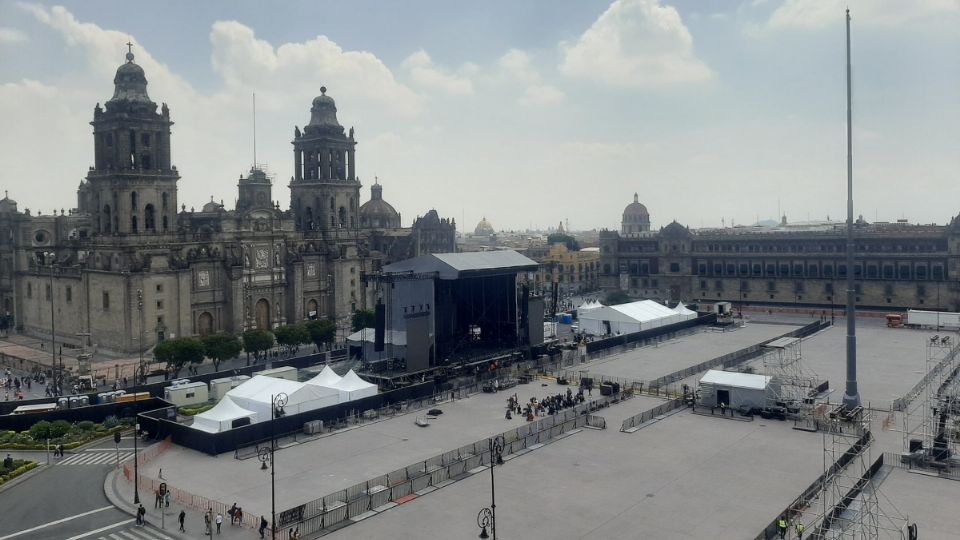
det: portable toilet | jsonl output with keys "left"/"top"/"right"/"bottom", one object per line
{"left": 163, "top": 381, "right": 209, "bottom": 407}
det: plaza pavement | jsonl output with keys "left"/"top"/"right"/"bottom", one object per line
{"left": 575, "top": 321, "right": 802, "bottom": 382}
{"left": 872, "top": 467, "right": 960, "bottom": 539}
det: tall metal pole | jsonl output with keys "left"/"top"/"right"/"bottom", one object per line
{"left": 842, "top": 9, "right": 861, "bottom": 410}
{"left": 138, "top": 290, "right": 144, "bottom": 385}
{"left": 271, "top": 393, "right": 276, "bottom": 540}
{"left": 134, "top": 289, "right": 143, "bottom": 505}
{"left": 49, "top": 256, "right": 56, "bottom": 396}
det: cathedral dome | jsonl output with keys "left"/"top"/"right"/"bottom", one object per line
{"left": 360, "top": 183, "right": 400, "bottom": 229}
{"left": 106, "top": 48, "right": 153, "bottom": 108}
{"left": 621, "top": 192, "right": 650, "bottom": 235}
{"left": 306, "top": 86, "right": 343, "bottom": 132}
{"left": 474, "top": 217, "right": 495, "bottom": 236}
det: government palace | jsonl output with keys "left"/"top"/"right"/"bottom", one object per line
{"left": 0, "top": 47, "right": 455, "bottom": 353}
{"left": 601, "top": 194, "right": 960, "bottom": 313}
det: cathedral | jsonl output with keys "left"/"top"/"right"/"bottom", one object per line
{"left": 0, "top": 47, "right": 455, "bottom": 353}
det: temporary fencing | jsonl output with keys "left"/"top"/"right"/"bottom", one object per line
{"left": 619, "top": 398, "right": 686, "bottom": 432}
{"left": 121, "top": 435, "right": 172, "bottom": 481}
{"left": 280, "top": 402, "right": 608, "bottom": 536}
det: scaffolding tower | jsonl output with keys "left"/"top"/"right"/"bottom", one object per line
{"left": 901, "top": 334, "right": 960, "bottom": 459}
{"left": 802, "top": 408, "right": 909, "bottom": 540}
{"left": 760, "top": 337, "right": 821, "bottom": 414}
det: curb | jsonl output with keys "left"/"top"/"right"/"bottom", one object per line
{"left": 104, "top": 468, "right": 137, "bottom": 518}
{"left": 0, "top": 462, "right": 47, "bottom": 494}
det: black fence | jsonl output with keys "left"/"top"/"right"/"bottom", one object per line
{"left": 0, "top": 397, "right": 169, "bottom": 431}
{"left": 137, "top": 381, "right": 436, "bottom": 455}
{"left": 584, "top": 314, "right": 716, "bottom": 355}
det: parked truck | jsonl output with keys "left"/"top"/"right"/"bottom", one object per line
{"left": 887, "top": 310, "right": 960, "bottom": 329}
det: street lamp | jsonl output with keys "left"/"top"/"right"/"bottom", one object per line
{"left": 132, "top": 289, "right": 144, "bottom": 506}
{"left": 137, "top": 289, "right": 144, "bottom": 385}
{"left": 43, "top": 252, "right": 58, "bottom": 396}
{"left": 257, "top": 392, "right": 288, "bottom": 540}
{"left": 477, "top": 435, "right": 505, "bottom": 539}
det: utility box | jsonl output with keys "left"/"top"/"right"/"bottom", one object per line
{"left": 252, "top": 366, "right": 298, "bottom": 382}
{"left": 209, "top": 375, "right": 250, "bottom": 401}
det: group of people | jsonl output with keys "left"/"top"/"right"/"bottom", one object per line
{"left": 778, "top": 515, "right": 805, "bottom": 539}
{"left": 227, "top": 503, "right": 245, "bottom": 526}
{"left": 3, "top": 369, "right": 34, "bottom": 400}
{"left": 504, "top": 387, "right": 587, "bottom": 421}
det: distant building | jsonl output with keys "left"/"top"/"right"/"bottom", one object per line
{"left": 0, "top": 47, "right": 455, "bottom": 353}
{"left": 600, "top": 194, "right": 960, "bottom": 311}
{"left": 533, "top": 243, "right": 600, "bottom": 296}
{"left": 474, "top": 216, "right": 495, "bottom": 237}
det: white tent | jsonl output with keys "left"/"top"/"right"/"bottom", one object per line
{"left": 577, "top": 300, "right": 601, "bottom": 312}
{"left": 332, "top": 369, "right": 378, "bottom": 402}
{"left": 191, "top": 396, "right": 257, "bottom": 433}
{"left": 673, "top": 302, "right": 698, "bottom": 318}
{"left": 226, "top": 375, "right": 340, "bottom": 419}
{"left": 579, "top": 299, "right": 687, "bottom": 336}
{"left": 304, "top": 365, "right": 342, "bottom": 388}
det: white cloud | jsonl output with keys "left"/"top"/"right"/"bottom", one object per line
{"left": 401, "top": 50, "right": 474, "bottom": 96}
{"left": 518, "top": 84, "right": 566, "bottom": 107}
{"left": 0, "top": 27, "right": 28, "bottom": 43}
{"left": 560, "top": 0, "right": 713, "bottom": 88}
{"left": 767, "top": 0, "right": 960, "bottom": 30}
{"left": 5, "top": 4, "right": 425, "bottom": 215}
{"left": 498, "top": 49, "right": 540, "bottom": 84}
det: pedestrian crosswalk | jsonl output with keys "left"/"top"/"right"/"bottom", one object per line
{"left": 60, "top": 450, "right": 134, "bottom": 466}
{"left": 94, "top": 525, "right": 176, "bottom": 540}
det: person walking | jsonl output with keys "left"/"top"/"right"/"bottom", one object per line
{"left": 178, "top": 509, "right": 186, "bottom": 532}
{"left": 136, "top": 504, "right": 146, "bottom": 527}
{"left": 259, "top": 516, "right": 268, "bottom": 538}
{"left": 777, "top": 516, "right": 788, "bottom": 539}
{"left": 794, "top": 520, "right": 805, "bottom": 540}
{"left": 215, "top": 512, "right": 223, "bottom": 534}
{"left": 228, "top": 503, "right": 237, "bottom": 525}
{"left": 204, "top": 509, "right": 212, "bottom": 534}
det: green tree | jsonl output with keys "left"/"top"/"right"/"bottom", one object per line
{"left": 351, "top": 309, "right": 376, "bottom": 332}
{"left": 29, "top": 420, "right": 52, "bottom": 441}
{"left": 242, "top": 329, "right": 275, "bottom": 364}
{"left": 201, "top": 334, "right": 242, "bottom": 372}
{"left": 604, "top": 290, "right": 631, "bottom": 306}
{"left": 50, "top": 420, "right": 71, "bottom": 439}
{"left": 154, "top": 337, "right": 206, "bottom": 377}
{"left": 274, "top": 324, "right": 310, "bottom": 354}
{"left": 305, "top": 319, "right": 336, "bottom": 348}
{"left": 547, "top": 233, "right": 580, "bottom": 251}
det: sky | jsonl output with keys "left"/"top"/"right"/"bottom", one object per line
{"left": 0, "top": 0, "right": 958, "bottom": 233}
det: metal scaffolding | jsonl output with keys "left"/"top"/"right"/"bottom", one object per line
{"left": 760, "top": 337, "right": 822, "bottom": 414}
{"left": 901, "top": 334, "right": 960, "bottom": 467}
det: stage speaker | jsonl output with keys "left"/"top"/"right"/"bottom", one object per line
{"left": 374, "top": 302, "right": 385, "bottom": 352}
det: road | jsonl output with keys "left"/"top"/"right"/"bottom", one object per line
{"left": 0, "top": 438, "right": 171, "bottom": 540}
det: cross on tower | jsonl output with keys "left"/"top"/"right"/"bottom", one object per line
{"left": 126, "top": 41, "right": 133, "bottom": 54}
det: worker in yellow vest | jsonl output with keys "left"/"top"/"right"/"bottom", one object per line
{"left": 777, "top": 517, "right": 788, "bottom": 539}
{"left": 794, "top": 520, "right": 805, "bottom": 540}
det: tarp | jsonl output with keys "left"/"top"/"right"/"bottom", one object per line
{"left": 191, "top": 396, "right": 257, "bottom": 433}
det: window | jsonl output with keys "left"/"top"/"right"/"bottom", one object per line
{"left": 27, "top": 282, "right": 32, "bottom": 298}
{"left": 66, "top": 286, "right": 72, "bottom": 303}
{"left": 141, "top": 133, "right": 151, "bottom": 146}
{"left": 697, "top": 264, "right": 707, "bottom": 275}
{"left": 739, "top": 263, "right": 749, "bottom": 275}
{"left": 102, "top": 291, "right": 110, "bottom": 310}
{"left": 669, "top": 262, "right": 680, "bottom": 272}
{"left": 45, "top": 284, "right": 51, "bottom": 301}
{"left": 714, "top": 280, "right": 723, "bottom": 291}
{"left": 932, "top": 266, "right": 944, "bottom": 280}
{"left": 156, "top": 300, "right": 164, "bottom": 310}
{"left": 156, "top": 284, "right": 163, "bottom": 293}
{"left": 899, "top": 266, "right": 910, "bottom": 280}
{"left": 883, "top": 265, "right": 894, "bottom": 279}
{"left": 713, "top": 263, "right": 722, "bottom": 275}
{"left": 700, "top": 280, "right": 707, "bottom": 290}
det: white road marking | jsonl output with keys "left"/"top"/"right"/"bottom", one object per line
{"left": 0, "top": 506, "right": 115, "bottom": 539}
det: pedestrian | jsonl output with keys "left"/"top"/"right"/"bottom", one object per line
{"left": 155, "top": 488, "right": 162, "bottom": 508}
{"left": 777, "top": 516, "right": 788, "bottom": 539}
{"left": 137, "top": 504, "right": 146, "bottom": 526}
{"left": 178, "top": 509, "right": 186, "bottom": 532}
{"left": 259, "top": 516, "right": 268, "bottom": 538}
{"left": 795, "top": 520, "right": 805, "bottom": 540}
{"left": 235, "top": 507, "right": 243, "bottom": 525}
{"left": 215, "top": 512, "right": 223, "bottom": 533}
{"left": 229, "top": 503, "right": 237, "bottom": 524}
{"left": 204, "top": 509, "right": 212, "bottom": 534}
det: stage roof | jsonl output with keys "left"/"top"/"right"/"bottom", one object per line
{"left": 383, "top": 250, "right": 537, "bottom": 279}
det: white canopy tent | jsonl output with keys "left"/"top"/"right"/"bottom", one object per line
{"left": 191, "top": 396, "right": 257, "bottom": 433}
{"left": 226, "top": 375, "right": 340, "bottom": 419}
{"left": 578, "top": 299, "right": 695, "bottom": 336}
{"left": 673, "top": 302, "right": 697, "bottom": 317}
{"left": 304, "top": 365, "right": 342, "bottom": 388}
{"left": 332, "top": 369, "right": 379, "bottom": 402}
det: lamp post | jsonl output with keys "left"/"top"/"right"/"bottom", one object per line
{"left": 42, "top": 252, "right": 57, "bottom": 396}
{"left": 477, "top": 435, "right": 505, "bottom": 539}
{"left": 137, "top": 289, "right": 144, "bottom": 385}
{"left": 133, "top": 289, "right": 143, "bottom": 505}
{"left": 257, "top": 392, "right": 287, "bottom": 540}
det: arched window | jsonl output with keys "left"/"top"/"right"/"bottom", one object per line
{"left": 131, "top": 192, "right": 138, "bottom": 209}
{"left": 144, "top": 204, "right": 156, "bottom": 231}
{"left": 161, "top": 192, "right": 169, "bottom": 209}
{"left": 162, "top": 215, "right": 168, "bottom": 232}
{"left": 338, "top": 206, "right": 347, "bottom": 227}
{"left": 103, "top": 205, "right": 112, "bottom": 233}
{"left": 329, "top": 197, "right": 335, "bottom": 211}
{"left": 131, "top": 215, "right": 138, "bottom": 233}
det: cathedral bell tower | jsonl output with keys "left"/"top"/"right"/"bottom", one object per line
{"left": 289, "top": 87, "right": 360, "bottom": 232}
{"left": 80, "top": 44, "right": 179, "bottom": 236}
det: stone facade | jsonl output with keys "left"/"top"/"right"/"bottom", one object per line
{"left": 600, "top": 196, "right": 960, "bottom": 311}
{"left": 0, "top": 49, "right": 455, "bottom": 353}
{"left": 533, "top": 244, "right": 600, "bottom": 295}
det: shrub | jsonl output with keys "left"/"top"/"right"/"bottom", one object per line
{"left": 28, "top": 421, "right": 52, "bottom": 441}
{"left": 103, "top": 415, "right": 120, "bottom": 429}
{"left": 49, "top": 420, "right": 71, "bottom": 439}
{"left": 77, "top": 421, "right": 96, "bottom": 431}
